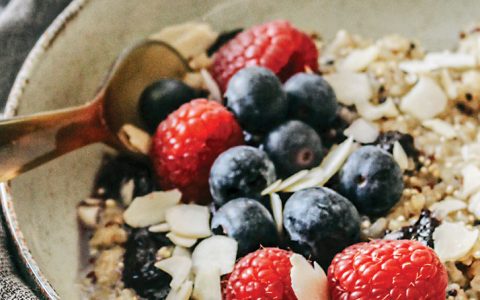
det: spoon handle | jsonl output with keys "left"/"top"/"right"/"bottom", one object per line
{"left": 0, "top": 96, "right": 110, "bottom": 182}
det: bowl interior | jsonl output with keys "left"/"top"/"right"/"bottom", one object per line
{"left": 6, "top": 0, "right": 480, "bottom": 298}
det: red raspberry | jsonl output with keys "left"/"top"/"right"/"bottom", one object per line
{"left": 151, "top": 99, "right": 244, "bottom": 204}
{"left": 224, "top": 248, "right": 297, "bottom": 300}
{"left": 328, "top": 240, "right": 448, "bottom": 300}
{"left": 211, "top": 20, "right": 319, "bottom": 91}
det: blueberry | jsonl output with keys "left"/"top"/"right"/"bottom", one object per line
{"left": 211, "top": 198, "right": 279, "bottom": 257}
{"left": 123, "top": 228, "right": 173, "bottom": 299}
{"left": 263, "top": 120, "right": 323, "bottom": 178}
{"left": 93, "top": 155, "right": 156, "bottom": 202}
{"left": 338, "top": 145, "right": 404, "bottom": 216}
{"left": 284, "top": 73, "right": 338, "bottom": 130}
{"left": 139, "top": 79, "right": 196, "bottom": 132}
{"left": 209, "top": 146, "right": 276, "bottom": 207}
{"left": 225, "top": 67, "right": 288, "bottom": 133}
{"left": 283, "top": 187, "right": 361, "bottom": 268}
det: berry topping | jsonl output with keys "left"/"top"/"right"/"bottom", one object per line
{"left": 151, "top": 99, "right": 244, "bottom": 204}
{"left": 284, "top": 73, "right": 338, "bottom": 130}
{"left": 384, "top": 209, "right": 441, "bottom": 248}
{"left": 283, "top": 187, "right": 361, "bottom": 268}
{"left": 328, "top": 240, "right": 448, "bottom": 300}
{"left": 93, "top": 155, "right": 156, "bottom": 201}
{"left": 209, "top": 145, "right": 276, "bottom": 207}
{"left": 211, "top": 198, "right": 279, "bottom": 257}
{"left": 224, "top": 248, "right": 297, "bottom": 300}
{"left": 123, "top": 228, "right": 173, "bottom": 299}
{"left": 225, "top": 66, "right": 288, "bottom": 133}
{"left": 338, "top": 145, "right": 404, "bottom": 216}
{"left": 138, "top": 79, "right": 197, "bottom": 133}
{"left": 375, "top": 130, "right": 419, "bottom": 159}
{"left": 212, "top": 20, "right": 319, "bottom": 91}
{"left": 263, "top": 120, "right": 324, "bottom": 178}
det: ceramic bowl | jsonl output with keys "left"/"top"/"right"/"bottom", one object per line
{"left": 2, "top": 0, "right": 480, "bottom": 298}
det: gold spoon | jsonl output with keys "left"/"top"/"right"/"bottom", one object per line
{"left": 0, "top": 40, "right": 190, "bottom": 181}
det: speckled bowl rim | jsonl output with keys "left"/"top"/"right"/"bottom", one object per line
{"left": 0, "top": 0, "right": 90, "bottom": 299}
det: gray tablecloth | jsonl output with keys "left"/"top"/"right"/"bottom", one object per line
{"left": 0, "top": 0, "right": 71, "bottom": 298}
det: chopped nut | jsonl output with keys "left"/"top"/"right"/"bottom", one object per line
{"left": 89, "top": 225, "right": 128, "bottom": 248}
{"left": 94, "top": 247, "right": 125, "bottom": 286}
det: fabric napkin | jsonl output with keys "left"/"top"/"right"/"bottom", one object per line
{"left": 0, "top": 0, "right": 71, "bottom": 298}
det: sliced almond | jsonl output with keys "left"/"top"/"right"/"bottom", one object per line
{"left": 276, "top": 170, "right": 310, "bottom": 191}
{"left": 200, "top": 69, "right": 222, "bottom": 102}
{"left": 393, "top": 141, "right": 409, "bottom": 170}
{"left": 123, "top": 190, "right": 181, "bottom": 228}
{"left": 462, "top": 164, "right": 480, "bottom": 198}
{"left": 77, "top": 205, "right": 101, "bottom": 228}
{"left": 166, "top": 232, "right": 198, "bottom": 248}
{"left": 148, "top": 223, "right": 171, "bottom": 233}
{"left": 400, "top": 76, "right": 447, "bottom": 120}
{"left": 118, "top": 124, "right": 152, "bottom": 155}
{"left": 290, "top": 254, "right": 329, "bottom": 300}
{"left": 173, "top": 246, "right": 191, "bottom": 258}
{"left": 355, "top": 98, "right": 399, "bottom": 121}
{"left": 422, "top": 119, "right": 457, "bottom": 139}
{"left": 166, "top": 204, "right": 211, "bottom": 238}
{"left": 192, "top": 267, "right": 222, "bottom": 300}
{"left": 261, "top": 179, "right": 283, "bottom": 196}
{"left": 120, "top": 179, "right": 135, "bottom": 206}
{"left": 425, "top": 51, "right": 476, "bottom": 69}
{"left": 433, "top": 222, "right": 479, "bottom": 262}
{"left": 155, "top": 256, "right": 192, "bottom": 289}
{"left": 430, "top": 197, "right": 467, "bottom": 219}
{"left": 338, "top": 46, "right": 379, "bottom": 72}
{"left": 343, "top": 118, "right": 379, "bottom": 143}
{"left": 469, "top": 191, "right": 480, "bottom": 219}
{"left": 192, "top": 236, "right": 237, "bottom": 275}
{"left": 324, "top": 72, "right": 372, "bottom": 105}
{"left": 270, "top": 193, "right": 283, "bottom": 233}
{"left": 166, "top": 280, "right": 193, "bottom": 300}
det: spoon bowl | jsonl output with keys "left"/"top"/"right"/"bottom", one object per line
{"left": 0, "top": 40, "right": 189, "bottom": 181}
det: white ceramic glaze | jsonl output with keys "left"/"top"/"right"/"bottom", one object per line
{"left": 2, "top": 0, "right": 480, "bottom": 298}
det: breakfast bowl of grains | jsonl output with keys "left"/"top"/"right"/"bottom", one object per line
{"left": 3, "top": 0, "right": 480, "bottom": 299}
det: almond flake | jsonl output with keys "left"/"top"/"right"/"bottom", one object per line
{"left": 148, "top": 223, "right": 170, "bottom": 233}
{"left": 393, "top": 141, "right": 409, "bottom": 170}
{"left": 338, "top": 46, "right": 379, "bottom": 72}
{"left": 77, "top": 205, "right": 101, "bottom": 228}
{"left": 120, "top": 179, "right": 135, "bottom": 206}
{"left": 440, "top": 69, "right": 458, "bottom": 99}
{"left": 400, "top": 76, "right": 447, "bottom": 120}
{"left": 155, "top": 256, "right": 192, "bottom": 289}
{"left": 118, "top": 124, "right": 152, "bottom": 155}
{"left": 469, "top": 190, "right": 480, "bottom": 219}
{"left": 324, "top": 72, "right": 372, "bottom": 105}
{"left": 276, "top": 170, "right": 310, "bottom": 191}
{"left": 462, "top": 164, "right": 480, "bottom": 198}
{"left": 123, "top": 190, "right": 181, "bottom": 228}
{"left": 192, "top": 236, "right": 237, "bottom": 275}
{"left": 270, "top": 193, "right": 283, "bottom": 233}
{"left": 425, "top": 51, "right": 476, "bottom": 69}
{"left": 166, "top": 204, "right": 211, "bottom": 238}
{"left": 399, "top": 60, "right": 438, "bottom": 73}
{"left": 285, "top": 137, "right": 355, "bottom": 192}
{"left": 166, "top": 280, "right": 193, "bottom": 300}
{"left": 200, "top": 69, "right": 222, "bottom": 102}
{"left": 356, "top": 98, "right": 399, "bottom": 121}
{"left": 422, "top": 119, "right": 457, "bottom": 139}
{"left": 290, "top": 254, "right": 329, "bottom": 300}
{"left": 433, "top": 222, "right": 479, "bottom": 262}
{"left": 261, "top": 179, "right": 283, "bottom": 196}
{"left": 343, "top": 118, "right": 379, "bottom": 143}
{"left": 173, "top": 246, "right": 191, "bottom": 258}
{"left": 166, "top": 232, "right": 198, "bottom": 248}
{"left": 430, "top": 197, "right": 467, "bottom": 219}
{"left": 192, "top": 267, "right": 222, "bottom": 300}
